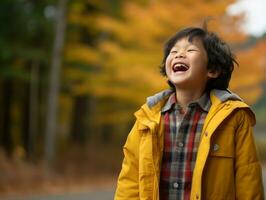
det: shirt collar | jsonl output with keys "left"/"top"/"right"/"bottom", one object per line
{"left": 161, "top": 92, "right": 211, "bottom": 113}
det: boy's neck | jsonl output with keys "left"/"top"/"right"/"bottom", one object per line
{"left": 175, "top": 88, "right": 205, "bottom": 112}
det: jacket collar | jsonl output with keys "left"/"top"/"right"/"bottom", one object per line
{"left": 201, "top": 89, "right": 256, "bottom": 132}
{"left": 161, "top": 92, "right": 211, "bottom": 113}
{"left": 134, "top": 89, "right": 255, "bottom": 130}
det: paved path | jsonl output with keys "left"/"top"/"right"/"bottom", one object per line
{"left": 2, "top": 189, "right": 115, "bottom": 200}
{"left": 3, "top": 168, "right": 266, "bottom": 200}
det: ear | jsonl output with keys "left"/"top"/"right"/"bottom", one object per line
{"left": 207, "top": 69, "right": 220, "bottom": 78}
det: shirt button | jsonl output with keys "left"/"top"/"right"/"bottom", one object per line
{"left": 178, "top": 142, "right": 184, "bottom": 147}
{"left": 173, "top": 182, "right": 179, "bottom": 189}
{"left": 213, "top": 144, "right": 219, "bottom": 151}
{"left": 204, "top": 131, "right": 208, "bottom": 136}
{"left": 196, "top": 194, "right": 199, "bottom": 199}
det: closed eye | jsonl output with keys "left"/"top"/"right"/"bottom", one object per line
{"left": 187, "top": 49, "right": 197, "bottom": 52}
{"left": 170, "top": 50, "right": 178, "bottom": 54}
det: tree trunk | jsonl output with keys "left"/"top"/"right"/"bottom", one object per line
{"left": 71, "top": 95, "right": 89, "bottom": 145}
{"left": 1, "top": 79, "right": 13, "bottom": 155}
{"left": 44, "top": 0, "right": 68, "bottom": 168}
{"left": 28, "top": 62, "right": 39, "bottom": 160}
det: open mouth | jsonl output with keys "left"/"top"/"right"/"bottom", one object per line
{"left": 172, "top": 62, "right": 189, "bottom": 72}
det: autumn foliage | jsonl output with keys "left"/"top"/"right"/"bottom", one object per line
{"left": 65, "top": 0, "right": 265, "bottom": 130}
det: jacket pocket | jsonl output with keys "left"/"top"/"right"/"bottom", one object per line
{"left": 208, "top": 127, "right": 235, "bottom": 158}
{"left": 202, "top": 128, "right": 235, "bottom": 199}
{"left": 208, "top": 143, "right": 234, "bottom": 158}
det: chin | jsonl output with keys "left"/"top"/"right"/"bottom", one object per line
{"left": 169, "top": 78, "right": 187, "bottom": 86}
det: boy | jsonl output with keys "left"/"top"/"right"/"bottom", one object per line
{"left": 114, "top": 27, "right": 264, "bottom": 200}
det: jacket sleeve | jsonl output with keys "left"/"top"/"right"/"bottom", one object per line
{"left": 234, "top": 109, "right": 264, "bottom": 200}
{"left": 114, "top": 121, "right": 140, "bottom": 200}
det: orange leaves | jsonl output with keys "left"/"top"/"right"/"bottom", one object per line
{"left": 98, "top": 0, "right": 237, "bottom": 48}
{"left": 64, "top": 0, "right": 265, "bottom": 106}
{"left": 230, "top": 39, "right": 266, "bottom": 104}
{"left": 94, "top": 0, "right": 246, "bottom": 102}
{"left": 58, "top": 0, "right": 266, "bottom": 131}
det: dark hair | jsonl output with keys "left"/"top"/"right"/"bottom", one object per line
{"left": 160, "top": 27, "right": 238, "bottom": 90}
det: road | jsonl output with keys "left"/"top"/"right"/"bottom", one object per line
{"left": 2, "top": 188, "right": 115, "bottom": 200}
{"left": 3, "top": 168, "right": 266, "bottom": 200}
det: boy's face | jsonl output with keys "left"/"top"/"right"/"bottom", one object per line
{"left": 165, "top": 37, "right": 218, "bottom": 92}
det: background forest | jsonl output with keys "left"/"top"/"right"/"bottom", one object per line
{"left": 0, "top": 0, "right": 266, "bottom": 196}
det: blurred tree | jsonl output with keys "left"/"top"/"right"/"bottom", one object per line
{"left": 0, "top": 0, "right": 55, "bottom": 158}
{"left": 63, "top": 0, "right": 128, "bottom": 145}
{"left": 45, "top": 0, "right": 68, "bottom": 167}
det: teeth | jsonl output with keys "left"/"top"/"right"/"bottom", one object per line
{"left": 173, "top": 63, "right": 188, "bottom": 72}
{"left": 174, "top": 64, "right": 187, "bottom": 68}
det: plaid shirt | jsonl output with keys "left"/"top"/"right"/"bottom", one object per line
{"left": 159, "top": 92, "right": 211, "bottom": 200}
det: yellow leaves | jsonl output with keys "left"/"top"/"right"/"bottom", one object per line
{"left": 67, "top": 1, "right": 101, "bottom": 37}
{"left": 95, "top": 0, "right": 247, "bottom": 104}
{"left": 97, "top": 0, "right": 245, "bottom": 49}
{"left": 65, "top": 43, "right": 100, "bottom": 64}
{"left": 65, "top": 0, "right": 265, "bottom": 107}
{"left": 59, "top": 0, "right": 266, "bottom": 132}
{"left": 97, "top": 17, "right": 154, "bottom": 49}
{"left": 98, "top": 40, "right": 122, "bottom": 56}
{"left": 97, "top": 16, "right": 124, "bottom": 35}
{"left": 124, "top": 2, "right": 167, "bottom": 38}
{"left": 97, "top": 39, "right": 166, "bottom": 89}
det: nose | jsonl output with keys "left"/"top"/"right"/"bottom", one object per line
{"left": 175, "top": 51, "right": 186, "bottom": 58}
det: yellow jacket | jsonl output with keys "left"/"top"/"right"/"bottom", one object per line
{"left": 114, "top": 89, "right": 264, "bottom": 200}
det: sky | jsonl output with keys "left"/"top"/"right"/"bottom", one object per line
{"left": 228, "top": 0, "right": 266, "bottom": 36}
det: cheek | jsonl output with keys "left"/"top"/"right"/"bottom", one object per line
{"left": 198, "top": 53, "right": 208, "bottom": 68}
{"left": 193, "top": 55, "right": 208, "bottom": 71}
{"left": 165, "top": 56, "right": 172, "bottom": 71}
